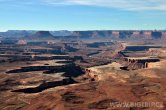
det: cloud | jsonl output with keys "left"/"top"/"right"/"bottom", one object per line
{"left": 1, "top": 0, "right": 166, "bottom": 11}
{"left": 0, "top": 0, "right": 42, "bottom": 6}
{"left": 43, "top": 0, "right": 166, "bottom": 11}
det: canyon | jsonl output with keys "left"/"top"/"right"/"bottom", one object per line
{"left": 0, "top": 30, "right": 166, "bottom": 110}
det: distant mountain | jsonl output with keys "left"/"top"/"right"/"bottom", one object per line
{"left": 67, "top": 30, "right": 166, "bottom": 40}
{"left": 0, "top": 30, "right": 166, "bottom": 40}
{"left": 0, "top": 30, "right": 72, "bottom": 38}
{"left": 0, "top": 30, "right": 35, "bottom": 38}
{"left": 50, "top": 30, "right": 72, "bottom": 36}
{"left": 25, "top": 31, "right": 55, "bottom": 40}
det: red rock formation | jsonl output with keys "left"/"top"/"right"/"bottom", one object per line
{"left": 143, "top": 31, "right": 152, "bottom": 39}
{"left": 162, "top": 32, "right": 166, "bottom": 39}
{"left": 132, "top": 31, "right": 140, "bottom": 38}
{"left": 112, "top": 31, "right": 119, "bottom": 39}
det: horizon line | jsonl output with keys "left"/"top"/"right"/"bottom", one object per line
{"left": 1, "top": 29, "right": 166, "bottom": 32}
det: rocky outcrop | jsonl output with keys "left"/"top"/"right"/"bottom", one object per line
{"left": 148, "top": 48, "right": 166, "bottom": 57}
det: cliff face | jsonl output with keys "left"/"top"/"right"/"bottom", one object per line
{"left": 69, "top": 31, "right": 166, "bottom": 40}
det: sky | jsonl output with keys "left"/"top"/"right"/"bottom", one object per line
{"left": 0, "top": 0, "right": 166, "bottom": 31}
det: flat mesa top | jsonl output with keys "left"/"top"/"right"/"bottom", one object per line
{"left": 126, "top": 57, "right": 159, "bottom": 60}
